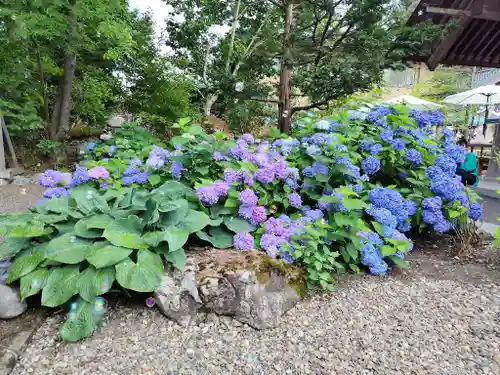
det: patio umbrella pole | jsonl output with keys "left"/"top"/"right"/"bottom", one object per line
{"left": 483, "top": 94, "right": 491, "bottom": 137}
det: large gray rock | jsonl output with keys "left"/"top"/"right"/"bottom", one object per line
{"left": 154, "top": 250, "right": 305, "bottom": 329}
{"left": 153, "top": 257, "right": 202, "bottom": 327}
{"left": 197, "top": 249, "right": 305, "bottom": 329}
{"left": 0, "top": 284, "right": 27, "bottom": 319}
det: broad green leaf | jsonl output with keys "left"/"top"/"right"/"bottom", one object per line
{"left": 157, "top": 199, "right": 188, "bottom": 213}
{"left": 85, "top": 214, "right": 112, "bottom": 229}
{"left": 45, "top": 233, "right": 93, "bottom": 264}
{"left": 176, "top": 209, "right": 210, "bottom": 233}
{"left": 143, "top": 231, "right": 163, "bottom": 247}
{"left": 40, "top": 196, "right": 70, "bottom": 214}
{"left": 223, "top": 217, "right": 256, "bottom": 233}
{"left": 162, "top": 229, "right": 189, "bottom": 252}
{"left": 381, "top": 245, "right": 397, "bottom": 256}
{"left": 144, "top": 200, "right": 160, "bottom": 225}
{"left": 166, "top": 248, "right": 187, "bottom": 270}
{"left": 95, "top": 267, "right": 115, "bottom": 295}
{"left": 371, "top": 221, "right": 385, "bottom": 236}
{"left": 152, "top": 180, "right": 191, "bottom": 200}
{"left": 115, "top": 249, "right": 163, "bottom": 292}
{"left": 78, "top": 266, "right": 99, "bottom": 302}
{"left": 70, "top": 186, "right": 109, "bottom": 215}
{"left": 209, "top": 218, "right": 223, "bottom": 226}
{"left": 388, "top": 255, "right": 409, "bottom": 269}
{"left": 74, "top": 219, "right": 103, "bottom": 239}
{"left": 41, "top": 266, "right": 80, "bottom": 307}
{"left": 196, "top": 226, "right": 233, "bottom": 248}
{"left": 103, "top": 215, "right": 148, "bottom": 249}
{"left": 341, "top": 198, "right": 367, "bottom": 210}
{"left": 59, "top": 298, "right": 98, "bottom": 342}
{"left": 20, "top": 268, "right": 49, "bottom": 300}
{"left": 345, "top": 243, "right": 359, "bottom": 260}
{"left": 6, "top": 246, "right": 45, "bottom": 283}
{"left": 159, "top": 202, "right": 189, "bottom": 227}
{"left": 0, "top": 236, "right": 29, "bottom": 260}
{"left": 224, "top": 198, "right": 238, "bottom": 208}
{"left": 148, "top": 174, "right": 161, "bottom": 186}
{"left": 52, "top": 221, "right": 78, "bottom": 235}
{"left": 86, "top": 243, "right": 132, "bottom": 269}
{"left": 9, "top": 221, "right": 49, "bottom": 238}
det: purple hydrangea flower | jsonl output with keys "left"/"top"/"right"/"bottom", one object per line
{"left": 196, "top": 185, "right": 219, "bottom": 205}
{"left": 213, "top": 151, "right": 226, "bottom": 161}
{"left": 234, "top": 232, "right": 254, "bottom": 250}
{"left": 238, "top": 205, "right": 253, "bottom": 220}
{"left": 43, "top": 187, "right": 70, "bottom": 199}
{"left": 249, "top": 206, "right": 267, "bottom": 225}
{"left": 238, "top": 189, "right": 258, "bottom": 206}
{"left": 38, "top": 169, "right": 62, "bottom": 187}
{"left": 288, "top": 192, "right": 302, "bottom": 208}
{"left": 224, "top": 170, "right": 242, "bottom": 184}
{"left": 241, "top": 133, "right": 255, "bottom": 144}
{"left": 255, "top": 168, "right": 275, "bottom": 184}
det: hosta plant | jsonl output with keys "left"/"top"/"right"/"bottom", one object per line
{"left": 1, "top": 181, "right": 212, "bottom": 341}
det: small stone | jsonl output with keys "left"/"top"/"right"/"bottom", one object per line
{"left": 0, "top": 284, "right": 27, "bottom": 319}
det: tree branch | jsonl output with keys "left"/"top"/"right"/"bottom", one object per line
{"left": 225, "top": 0, "right": 241, "bottom": 74}
{"left": 292, "top": 98, "right": 331, "bottom": 113}
{"left": 248, "top": 97, "right": 280, "bottom": 103}
{"left": 314, "top": 12, "right": 333, "bottom": 66}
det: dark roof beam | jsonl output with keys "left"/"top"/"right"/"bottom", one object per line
{"left": 426, "top": 5, "right": 500, "bottom": 21}
{"left": 426, "top": 16, "right": 470, "bottom": 70}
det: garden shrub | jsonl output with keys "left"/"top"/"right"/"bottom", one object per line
{"left": 1, "top": 105, "right": 483, "bottom": 340}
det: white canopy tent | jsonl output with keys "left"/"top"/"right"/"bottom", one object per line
{"left": 383, "top": 95, "right": 442, "bottom": 110}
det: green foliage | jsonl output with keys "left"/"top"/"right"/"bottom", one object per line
{"left": 3, "top": 183, "right": 211, "bottom": 341}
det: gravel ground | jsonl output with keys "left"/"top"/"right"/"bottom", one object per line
{"left": 9, "top": 248, "right": 500, "bottom": 375}
{"left": 0, "top": 184, "right": 44, "bottom": 213}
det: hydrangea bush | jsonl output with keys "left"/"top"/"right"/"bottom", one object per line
{"left": 1, "top": 106, "right": 483, "bottom": 340}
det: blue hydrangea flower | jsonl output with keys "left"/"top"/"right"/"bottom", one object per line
{"left": 434, "top": 219, "right": 452, "bottom": 233}
{"left": 171, "top": 162, "right": 184, "bottom": 179}
{"left": 370, "top": 144, "right": 382, "bottom": 155}
{"left": 305, "top": 145, "right": 321, "bottom": 156}
{"left": 391, "top": 138, "right": 405, "bottom": 151}
{"left": 361, "top": 156, "right": 381, "bottom": 175}
{"left": 43, "top": 187, "right": 70, "bottom": 199}
{"left": 69, "top": 167, "right": 90, "bottom": 187}
{"left": 241, "top": 133, "right": 255, "bottom": 144}
{"left": 366, "top": 205, "right": 397, "bottom": 228}
{"left": 468, "top": 202, "right": 482, "bottom": 221}
{"left": 86, "top": 142, "right": 97, "bottom": 151}
{"left": 380, "top": 130, "right": 394, "bottom": 142}
{"left": 406, "top": 149, "right": 422, "bottom": 165}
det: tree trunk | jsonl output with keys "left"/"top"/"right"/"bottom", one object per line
{"left": 36, "top": 53, "right": 50, "bottom": 125}
{"left": 55, "top": 55, "right": 76, "bottom": 140}
{"left": 50, "top": 85, "right": 62, "bottom": 139}
{"left": 50, "top": 55, "right": 77, "bottom": 140}
{"left": 225, "top": 0, "right": 241, "bottom": 74}
{"left": 203, "top": 94, "right": 218, "bottom": 117}
{"left": 278, "top": 2, "right": 293, "bottom": 134}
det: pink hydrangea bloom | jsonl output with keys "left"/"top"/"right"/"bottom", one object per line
{"left": 88, "top": 166, "right": 109, "bottom": 180}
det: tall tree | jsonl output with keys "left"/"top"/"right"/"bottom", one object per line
{"left": 266, "top": 0, "right": 438, "bottom": 133}
{"left": 163, "top": 0, "right": 279, "bottom": 117}
{"left": 0, "top": 0, "right": 136, "bottom": 139}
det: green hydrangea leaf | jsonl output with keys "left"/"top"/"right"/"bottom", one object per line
{"left": 0, "top": 236, "right": 30, "bottom": 260}
{"left": 162, "top": 229, "right": 189, "bottom": 252}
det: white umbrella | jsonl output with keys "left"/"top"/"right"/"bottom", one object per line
{"left": 443, "top": 85, "right": 500, "bottom": 106}
{"left": 383, "top": 95, "right": 442, "bottom": 109}
{"left": 444, "top": 85, "right": 500, "bottom": 136}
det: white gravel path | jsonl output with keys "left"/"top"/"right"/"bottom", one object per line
{"left": 10, "top": 250, "right": 500, "bottom": 375}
